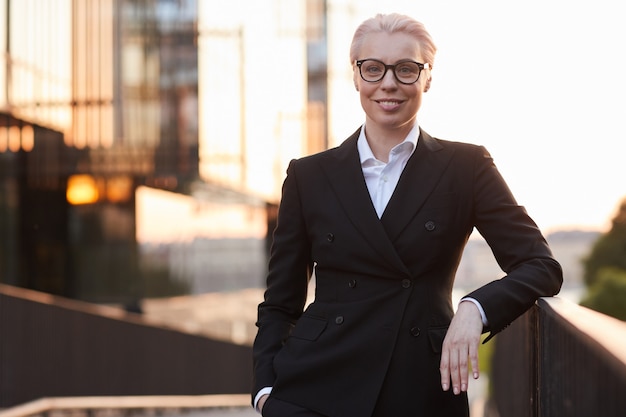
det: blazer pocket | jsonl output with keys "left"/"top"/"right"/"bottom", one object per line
{"left": 291, "top": 315, "right": 328, "bottom": 341}
{"left": 428, "top": 325, "right": 449, "bottom": 353}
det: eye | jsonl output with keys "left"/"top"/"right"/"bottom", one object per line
{"left": 396, "top": 63, "right": 419, "bottom": 76}
{"left": 364, "top": 63, "right": 384, "bottom": 74}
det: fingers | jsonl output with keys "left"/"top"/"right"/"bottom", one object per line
{"left": 469, "top": 338, "right": 480, "bottom": 380}
{"left": 440, "top": 334, "right": 481, "bottom": 394}
{"left": 458, "top": 346, "right": 469, "bottom": 394}
{"left": 441, "top": 344, "right": 469, "bottom": 395}
{"left": 439, "top": 350, "right": 450, "bottom": 392}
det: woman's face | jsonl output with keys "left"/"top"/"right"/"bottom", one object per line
{"left": 354, "top": 31, "right": 430, "bottom": 134}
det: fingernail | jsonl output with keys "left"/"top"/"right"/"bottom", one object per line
{"left": 473, "top": 372, "right": 479, "bottom": 379}
{"left": 461, "top": 383, "right": 467, "bottom": 392}
{"left": 442, "top": 383, "right": 448, "bottom": 391}
{"left": 453, "top": 386, "right": 460, "bottom": 395}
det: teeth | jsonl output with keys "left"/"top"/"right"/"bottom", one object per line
{"left": 379, "top": 101, "right": 399, "bottom": 105}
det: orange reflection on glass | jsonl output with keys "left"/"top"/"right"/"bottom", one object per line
{"left": 8, "top": 126, "right": 20, "bottom": 152}
{"left": 0, "top": 127, "right": 7, "bottom": 152}
{"left": 67, "top": 174, "right": 99, "bottom": 205}
{"left": 106, "top": 176, "right": 133, "bottom": 203}
{"left": 21, "top": 125, "right": 34, "bottom": 151}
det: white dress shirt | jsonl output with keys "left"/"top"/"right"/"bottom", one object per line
{"left": 358, "top": 124, "right": 419, "bottom": 218}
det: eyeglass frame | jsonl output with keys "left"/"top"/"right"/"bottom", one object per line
{"left": 355, "top": 59, "right": 430, "bottom": 85}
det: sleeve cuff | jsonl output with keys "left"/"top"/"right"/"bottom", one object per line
{"left": 460, "top": 297, "right": 489, "bottom": 326}
{"left": 253, "top": 387, "right": 273, "bottom": 413}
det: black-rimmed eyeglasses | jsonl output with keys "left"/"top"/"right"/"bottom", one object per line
{"left": 355, "top": 59, "right": 430, "bottom": 85}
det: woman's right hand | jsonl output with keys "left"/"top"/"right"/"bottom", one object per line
{"left": 257, "top": 394, "right": 269, "bottom": 413}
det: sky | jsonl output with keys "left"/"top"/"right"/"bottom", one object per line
{"left": 346, "top": 0, "right": 625, "bottom": 233}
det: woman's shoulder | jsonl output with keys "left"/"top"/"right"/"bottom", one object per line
{"left": 424, "top": 132, "right": 486, "bottom": 152}
{"left": 421, "top": 132, "right": 489, "bottom": 157}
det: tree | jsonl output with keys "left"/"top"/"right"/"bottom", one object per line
{"left": 583, "top": 198, "right": 626, "bottom": 287}
{"left": 579, "top": 267, "right": 626, "bottom": 321}
{"left": 580, "top": 197, "right": 626, "bottom": 321}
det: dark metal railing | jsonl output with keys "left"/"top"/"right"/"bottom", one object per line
{"left": 0, "top": 284, "right": 252, "bottom": 409}
{"left": 490, "top": 297, "right": 626, "bottom": 417}
{"left": 0, "top": 394, "right": 251, "bottom": 417}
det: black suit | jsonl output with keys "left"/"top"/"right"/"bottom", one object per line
{"left": 253, "top": 128, "right": 562, "bottom": 417}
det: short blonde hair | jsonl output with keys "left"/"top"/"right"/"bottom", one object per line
{"left": 349, "top": 13, "right": 437, "bottom": 69}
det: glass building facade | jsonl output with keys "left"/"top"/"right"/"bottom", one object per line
{"left": 0, "top": 0, "right": 201, "bottom": 304}
{"left": 0, "top": 0, "right": 336, "bottom": 304}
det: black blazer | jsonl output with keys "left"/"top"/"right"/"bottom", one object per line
{"left": 253, "top": 128, "right": 562, "bottom": 417}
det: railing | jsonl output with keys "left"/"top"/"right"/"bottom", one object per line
{"left": 6, "top": 285, "right": 625, "bottom": 416}
{"left": 490, "top": 297, "right": 626, "bottom": 417}
{"left": 0, "top": 284, "right": 252, "bottom": 409}
{"left": 0, "top": 394, "right": 251, "bottom": 417}
{"left": 0, "top": 394, "right": 250, "bottom": 417}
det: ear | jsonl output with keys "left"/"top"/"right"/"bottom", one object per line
{"left": 423, "top": 77, "right": 432, "bottom": 93}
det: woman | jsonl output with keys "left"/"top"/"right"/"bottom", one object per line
{"left": 252, "top": 13, "right": 562, "bottom": 417}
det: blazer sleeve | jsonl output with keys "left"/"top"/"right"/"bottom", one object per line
{"left": 464, "top": 146, "right": 562, "bottom": 341}
{"left": 251, "top": 159, "right": 313, "bottom": 400}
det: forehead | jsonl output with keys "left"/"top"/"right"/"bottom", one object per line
{"left": 359, "top": 32, "right": 423, "bottom": 63}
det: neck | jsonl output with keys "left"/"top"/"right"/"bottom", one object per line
{"left": 363, "top": 123, "right": 414, "bottom": 162}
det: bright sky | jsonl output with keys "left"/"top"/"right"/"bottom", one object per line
{"left": 346, "top": 0, "right": 625, "bottom": 233}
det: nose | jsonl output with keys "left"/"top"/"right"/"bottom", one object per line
{"left": 380, "top": 67, "right": 399, "bottom": 89}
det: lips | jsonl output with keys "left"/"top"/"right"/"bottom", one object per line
{"left": 375, "top": 99, "right": 404, "bottom": 110}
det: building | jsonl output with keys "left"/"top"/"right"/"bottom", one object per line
{"left": 0, "top": 0, "right": 338, "bottom": 303}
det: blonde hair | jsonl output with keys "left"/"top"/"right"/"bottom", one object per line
{"left": 349, "top": 13, "right": 437, "bottom": 69}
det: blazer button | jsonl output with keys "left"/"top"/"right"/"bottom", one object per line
{"left": 348, "top": 279, "right": 357, "bottom": 288}
{"left": 326, "top": 233, "right": 335, "bottom": 242}
{"left": 410, "top": 327, "right": 421, "bottom": 337}
{"left": 335, "top": 316, "right": 344, "bottom": 325}
{"left": 424, "top": 221, "right": 436, "bottom": 231}
{"left": 401, "top": 279, "right": 411, "bottom": 289}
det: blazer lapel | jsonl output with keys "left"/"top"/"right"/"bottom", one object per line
{"left": 319, "top": 129, "right": 411, "bottom": 276}
{"left": 380, "top": 129, "right": 455, "bottom": 242}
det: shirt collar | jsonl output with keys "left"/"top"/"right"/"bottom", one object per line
{"left": 357, "top": 123, "right": 420, "bottom": 164}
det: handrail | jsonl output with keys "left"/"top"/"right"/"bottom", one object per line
{"left": 0, "top": 286, "right": 253, "bottom": 409}
{"left": 490, "top": 296, "right": 626, "bottom": 417}
{"left": 0, "top": 394, "right": 251, "bottom": 417}
{"left": 538, "top": 297, "right": 626, "bottom": 364}
{"left": 0, "top": 284, "right": 186, "bottom": 334}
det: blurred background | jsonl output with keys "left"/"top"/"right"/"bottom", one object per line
{"left": 1, "top": 0, "right": 625, "bottom": 416}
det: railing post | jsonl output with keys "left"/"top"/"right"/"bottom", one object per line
{"left": 489, "top": 304, "right": 539, "bottom": 417}
{"left": 530, "top": 305, "right": 540, "bottom": 417}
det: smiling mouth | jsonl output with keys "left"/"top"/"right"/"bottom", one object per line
{"left": 376, "top": 100, "right": 403, "bottom": 105}
{"left": 375, "top": 99, "right": 404, "bottom": 111}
